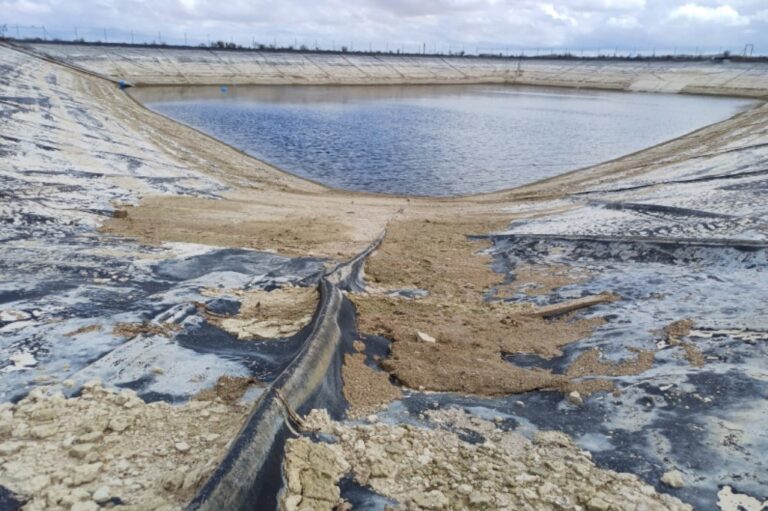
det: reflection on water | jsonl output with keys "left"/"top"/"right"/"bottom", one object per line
{"left": 135, "top": 85, "right": 754, "bottom": 196}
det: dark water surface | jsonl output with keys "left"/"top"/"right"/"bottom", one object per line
{"left": 135, "top": 85, "right": 754, "bottom": 196}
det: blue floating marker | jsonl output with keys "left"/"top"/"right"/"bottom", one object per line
{"left": 118, "top": 80, "right": 128, "bottom": 90}
{"left": 220, "top": 85, "right": 229, "bottom": 94}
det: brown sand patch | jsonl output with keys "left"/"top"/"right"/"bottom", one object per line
{"left": 361, "top": 292, "right": 655, "bottom": 396}
{"left": 499, "top": 313, "right": 607, "bottom": 358}
{"left": 352, "top": 219, "right": 651, "bottom": 397}
{"left": 101, "top": 196, "right": 350, "bottom": 258}
{"left": 352, "top": 215, "right": 630, "bottom": 397}
{"left": 682, "top": 342, "right": 706, "bottom": 368}
{"left": 202, "top": 286, "right": 317, "bottom": 340}
{"left": 355, "top": 294, "right": 612, "bottom": 395}
{"left": 382, "top": 338, "right": 566, "bottom": 395}
{"left": 100, "top": 185, "right": 407, "bottom": 261}
{"left": 64, "top": 324, "right": 102, "bottom": 337}
{"left": 664, "top": 318, "right": 694, "bottom": 340}
{"left": 194, "top": 375, "right": 260, "bottom": 404}
{"left": 363, "top": 217, "right": 506, "bottom": 303}
{"left": 662, "top": 319, "right": 705, "bottom": 366}
{"left": 342, "top": 353, "right": 402, "bottom": 418}
{"left": 112, "top": 321, "right": 180, "bottom": 338}
{"left": 566, "top": 348, "right": 655, "bottom": 378}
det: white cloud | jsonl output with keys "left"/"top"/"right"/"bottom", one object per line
{"left": 567, "top": 0, "right": 645, "bottom": 12}
{"left": 669, "top": 3, "right": 750, "bottom": 26}
{"left": 0, "top": 0, "right": 764, "bottom": 53}
{"left": 541, "top": 3, "right": 578, "bottom": 25}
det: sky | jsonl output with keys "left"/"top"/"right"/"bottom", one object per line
{"left": 1, "top": 0, "right": 767, "bottom": 55}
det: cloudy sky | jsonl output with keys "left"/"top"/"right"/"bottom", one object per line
{"left": 2, "top": 0, "right": 766, "bottom": 54}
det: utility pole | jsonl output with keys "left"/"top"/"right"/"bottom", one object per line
{"left": 131, "top": 30, "right": 134, "bottom": 44}
{"left": 185, "top": 32, "right": 188, "bottom": 46}
{"left": 74, "top": 27, "right": 78, "bottom": 40}
{"left": 103, "top": 28, "right": 107, "bottom": 42}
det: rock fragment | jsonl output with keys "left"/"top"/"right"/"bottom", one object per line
{"left": 288, "top": 408, "right": 692, "bottom": 511}
{"left": 416, "top": 331, "right": 436, "bottom": 343}
{"left": 0, "top": 382, "right": 248, "bottom": 510}
{"left": 568, "top": 390, "right": 584, "bottom": 406}
{"left": 92, "top": 485, "right": 111, "bottom": 504}
{"left": 661, "top": 470, "right": 685, "bottom": 488}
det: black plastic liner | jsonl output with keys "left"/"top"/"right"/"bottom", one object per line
{"left": 0, "top": 486, "right": 25, "bottom": 511}
{"left": 187, "top": 279, "right": 358, "bottom": 510}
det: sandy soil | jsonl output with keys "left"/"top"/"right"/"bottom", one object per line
{"left": 194, "top": 375, "right": 261, "bottom": 403}
{"left": 341, "top": 352, "right": 402, "bottom": 418}
{"left": 349, "top": 217, "right": 628, "bottom": 397}
{"left": 112, "top": 322, "right": 181, "bottom": 339}
{"left": 201, "top": 286, "right": 317, "bottom": 340}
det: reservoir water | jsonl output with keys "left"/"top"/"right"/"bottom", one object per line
{"left": 135, "top": 85, "right": 755, "bottom": 196}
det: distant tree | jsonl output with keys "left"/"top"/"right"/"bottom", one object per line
{"left": 210, "top": 40, "right": 239, "bottom": 49}
{"left": 341, "top": 45, "right": 348, "bottom": 53}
